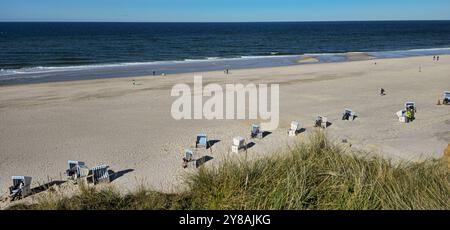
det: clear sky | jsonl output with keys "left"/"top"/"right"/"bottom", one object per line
{"left": 1, "top": 0, "right": 450, "bottom": 22}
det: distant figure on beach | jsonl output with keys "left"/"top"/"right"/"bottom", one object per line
{"left": 162, "top": 73, "right": 166, "bottom": 76}
{"left": 380, "top": 88, "right": 385, "bottom": 96}
{"left": 224, "top": 69, "right": 229, "bottom": 74}
{"left": 405, "top": 110, "right": 412, "bottom": 123}
{"left": 437, "top": 56, "right": 440, "bottom": 61}
{"left": 419, "top": 65, "right": 422, "bottom": 72}
{"left": 152, "top": 71, "right": 156, "bottom": 76}
{"left": 132, "top": 79, "right": 136, "bottom": 85}
{"left": 433, "top": 56, "right": 436, "bottom": 61}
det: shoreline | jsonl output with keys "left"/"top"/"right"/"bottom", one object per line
{"left": 1, "top": 54, "right": 449, "bottom": 197}
{"left": 2, "top": 48, "right": 450, "bottom": 86}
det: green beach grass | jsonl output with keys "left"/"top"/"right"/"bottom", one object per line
{"left": 8, "top": 131, "right": 450, "bottom": 210}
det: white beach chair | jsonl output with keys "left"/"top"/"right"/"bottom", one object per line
{"left": 315, "top": 116, "right": 322, "bottom": 128}
{"left": 405, "top": 102, "right": 417, "bottom": 111}
{"left": 182, "top": 149, "right": 195, "bottom": 168}
{"left": 251, "top": 124, "right": 262, "bottom": 139}
{"left": 396, "top": 110, "right": 405, "bottom": 122}
{"left": 288, "top": 121, "right": 301, "bottom": 136}
{"left": 443, "top": 91, "right": 450, "bottom": 105}
{"left": 89, "top": 165, "right": 110, "bottom": 184}
{"left": 322, "top": 117, "right": 328, "bottom": 128}
{"left": 196, "top": 134, "right": 208, "bottom": 149}
{"left": 342, "top": 108, "right": 356, "bottom": 121}
{"left": 231, "top": 136, "right": 246, "bottom": 153}
{"left": 316, "top": 116, "right": 328, "bottom": 128}
{"left": 184, "top": 149, "right": 194, "bottom": 162}
{"left": 9, "top": 176, "right": 32, "bottom": 200}
{"left": 65, "top": 160, "right": 87, "bottom": 180}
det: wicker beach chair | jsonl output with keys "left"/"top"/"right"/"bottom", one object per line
{"left": 251, "top": 124, "right": 262, "bottom": 139}
{"left": 196, "top": 134, "right": 208, "bottom": 149}
{"left": 65, "top": 160, "right": 86, "bottom": 180}
{"left": 315, "top": 116, "right": 328, "bottom": 128}
{"left": 89, "top": 165, "right": 110, "bottom": 184}
{"left": 342, "top": 108, "right": 356, "bottom": 121}
{"left": 288, "top": 121, "right": 301, "bottom": 136}
{"left": 231, "top": 136, "right": 247, "bottom": 153}
{"left": 9, "top": 176, "right": 32, "bottom": 200}
{"left": 182, "top": 149, "right": 195, "bottom": 168}
{"left": 443, "top": 91, "right": 450, "bottom": 105}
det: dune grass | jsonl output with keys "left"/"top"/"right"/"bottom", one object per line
{"left": 8, "top": 131, "right": 450, "bottom": 210}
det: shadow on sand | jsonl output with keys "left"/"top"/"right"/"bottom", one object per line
{"left": 207, "top": 140, "right": 221, "bottom": 149}
{"left": 246, "top": 142, "right": 256, "bottom": 150}
{"left": 297, "top": 128, "right": 306, "bottom": 134}
{"left": 196, "top": 156, "right": 214, "bottom": 168}
{"left": 262, "top": 131, "right": 272, "bottom": 138}
{"left": 108, "top": 169, "right": 135, "bottom": 182}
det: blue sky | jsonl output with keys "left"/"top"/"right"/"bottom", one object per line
{"left": 1, "top": 0, "right": 450, "bottom": 22}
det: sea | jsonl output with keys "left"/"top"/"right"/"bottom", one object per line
{"left": 1, "top": 21, "right": 450, "bottom": 85}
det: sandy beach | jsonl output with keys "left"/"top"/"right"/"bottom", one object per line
{"left": 1, "top": 55, "right": 449, "bottom": 197}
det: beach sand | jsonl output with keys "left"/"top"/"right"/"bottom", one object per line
{"left": 1, "top": 55, "right": 450, "bottom": 198}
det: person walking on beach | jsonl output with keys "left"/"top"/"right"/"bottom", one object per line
{"left": 437, "top": 56, "right": 440, "bottom": 61}
{"left": 380, "top": 88, "right": 385, "bottom": 96}
{"left": 405, "top": 110, "right": 412, "bottom": 123}
{"left": 433, "top": 56, "right": 436, "bottom": 61}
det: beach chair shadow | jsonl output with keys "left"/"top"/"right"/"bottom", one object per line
{"left": 207, "top": 140, "right": 221, "bottom": 149}
{"left": 262, "top": 131, "right": 272, "bottom": 138}
{"left": 196, "top": 156, "right": 214, "bottom": 168}
{"left": 325, "top": 122, "right": 333, "bottom": 128}
{"left": 297, "top": 128, "right": 306, "bottom": 134}
{"left": 31, "top": 180, "right": 66, "bottom": 195}
{"left": 246, "top": 142, "right": 256, "bottom": 150}
{"left": 108, "top": 169, "right": 134, "bottom": 182}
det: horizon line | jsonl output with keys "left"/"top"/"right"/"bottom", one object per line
{"left": 1, "top": 19, "right": 450, "bottom": 23}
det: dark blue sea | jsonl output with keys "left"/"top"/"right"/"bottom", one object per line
{"left": 1, "top": 21, "right": 450, "bottom": 85}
